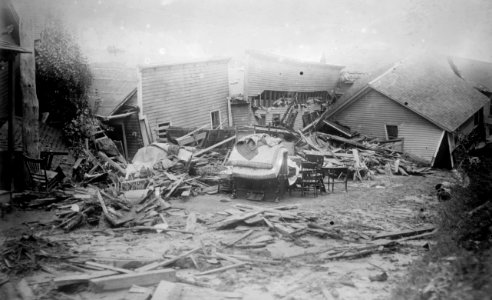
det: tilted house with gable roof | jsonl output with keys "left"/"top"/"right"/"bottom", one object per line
{"left": 324, "top": 53, "right": 490, "bottom": 168}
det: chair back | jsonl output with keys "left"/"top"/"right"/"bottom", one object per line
{"left": 300, "top": 161, "right": 318, "bottom": 181}
{"left": 23, "top": 155, "right": 49, "bottom": 185}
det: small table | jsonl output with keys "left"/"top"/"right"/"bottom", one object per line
{"left": 322, "top": 166, "right": 349, "bottom": 192}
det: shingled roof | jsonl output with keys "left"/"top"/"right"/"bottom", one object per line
{"left": 328, "top": 53, "right": 490, "bottom": 132}
{"left": 0, "top": 118, "right": 68, "bottom": 152}
{"left": 91, "top": 63, "right": 137, "bottom": 117}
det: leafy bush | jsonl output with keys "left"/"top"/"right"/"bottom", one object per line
{"left": 35, "top": 18, "right": 94, "bottom": 152}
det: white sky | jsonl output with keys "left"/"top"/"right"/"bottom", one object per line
{"left": 29, "top": 0, "right": 492, "bottom": 67}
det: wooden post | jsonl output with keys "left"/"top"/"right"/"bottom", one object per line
{"left": 7, "top": 55, "right": 16, "bottom": 198}
{"left": 19, "top": 16, "right": 39, "bottom": 158}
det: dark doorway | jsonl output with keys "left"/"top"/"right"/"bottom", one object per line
{"left": 434, "top": 133, "right": 452, "bottom": 169}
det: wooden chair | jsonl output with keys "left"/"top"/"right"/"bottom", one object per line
{"left": 23, "top": 154, "right": 64, "bottom": 191}
{"left": 305, "top": 154, "right": 326, "bottom": 193}
{"left": 300, "top": 161, "right": 323, "bottom": 197}
{"left": 324, "top": 167, "right": 349, "bottom": 192}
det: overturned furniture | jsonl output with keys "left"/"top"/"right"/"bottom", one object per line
{"left": 226, "top": 134, "right": 289, "bottom": 201}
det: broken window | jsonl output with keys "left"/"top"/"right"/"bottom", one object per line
{"left": 210, "top": 110, "right": 221, "bottom": 129}
{"left": 385, "top": 124, "right": 398, "bottom": 140}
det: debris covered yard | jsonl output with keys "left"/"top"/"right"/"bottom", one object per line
{"left": 2, "top": 1, "right": 491, "bottom": 298}
{"left": 0, "top": 168, "right": 450, "bottom": 300}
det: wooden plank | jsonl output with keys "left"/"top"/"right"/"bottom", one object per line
{"left": 223, "top": 229, "right": 254, "bottom": 247}
{"left": 54, "top": 270, "right": 118, "bottom": 288}
{"left": 194, "top": 263, "right": 246, "bottom": 276}
{"left": 150, "top": 281, "right": 184, "bottom": 300}
{"left": 85, "top": 261, "right": 134, "bottom": 274}
{"left": 214, "top": 210, "right": 264, "bottom": 230}
{"left": 98, "top": 151, "right": 126, "bottom": 175}
{"left": 373, "top": 226, "right": 435, "bottom": 240}
{"left": 89, "top": 269, "right": 176, "bottom": 292}
{"left": 135, "top": 247, "right": 202, "bottom": 273}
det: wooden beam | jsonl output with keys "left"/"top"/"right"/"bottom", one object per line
{"left": 85, "top": 261, "right": 134, "bottom": 274}
{"left": 193, "top": 135, "right": 236, "bottom": 157}
{"left": 19, "top": 15, "right": 39, "bottom": 158}
{"left": 120, "top": 123, "right": 129, "bottom": 160}
{"left": 194, "top": 263, "right": 246, "bottom": 276}
{"left": 373, "top": 226, "right": 435, "bottom": 240}
{"left": 135, "top": 247, "right": 202, "bottom": 272}
{"left": 98, "top": 151, "right": 126, "bottom": 175}
{"left": 89, "top": 269, "right": 176, "bottom": 292}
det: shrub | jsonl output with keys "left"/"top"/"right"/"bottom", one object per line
{"left": 35, "top": 17, "right": 94, "bottom": 152}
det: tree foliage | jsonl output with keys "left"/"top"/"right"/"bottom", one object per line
{"left": 35, "top": 18, "right": 95, "bottom": 150}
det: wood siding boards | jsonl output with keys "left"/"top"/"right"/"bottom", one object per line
{"left": 231, "top": 104, "right": 252, "bottom": 126}
{"left": 330, "top": 89, "right": 443, "bottom": 163}
{"left": 140, "top": 60, "right": 230, "bottom": 140}
{"left": 245, "top": 52, "right": 343, "bottom": 97}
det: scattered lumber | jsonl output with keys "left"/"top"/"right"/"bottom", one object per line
{"left": 194, "top": 262, "right": 246, "bottom": 276}
{"left": 214, "top": 210, "right": 265, "bottom": 230}
{"left": 373, "top": 226, "right": 435, "bottom": 240}
{"left": 135, "top": 247, "right": 202, "bottom": 272}
{"left": 89, "top": 269, "right": 176, "bottom": 292}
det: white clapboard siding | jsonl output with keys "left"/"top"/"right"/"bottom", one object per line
{"left": 141, "top": 60, "right": 230, "bottom": 139}
{"left": 231, "top": 104, "right": 253, "bottom": 126}
{"left": 331, "top": 89, "right": 443, "bottom": 163}
{"left": 245, "top": 52, "right": 342, "bottom": 97}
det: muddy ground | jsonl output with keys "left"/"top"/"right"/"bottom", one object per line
{"left": 0, "top": 171, "right": 455, "bottom": 300}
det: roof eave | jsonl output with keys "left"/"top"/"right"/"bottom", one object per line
{"left": 108, "top": 88, "right": 138, "bottom": 116}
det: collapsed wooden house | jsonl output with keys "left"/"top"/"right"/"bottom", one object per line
{"left": 138, "top": 58, "right": 231, "bottom": 143}
{"left": 233, "top": 51, "right": 344, "bottom": 129}
{"left": 322, "top": 53, "right": 490, "bottom": 168}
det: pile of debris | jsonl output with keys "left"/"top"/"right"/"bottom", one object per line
{"left": 0, "top": 233, "right": 72, "bottom": 274}
{"left": 298, "top": 131, "right": 432, "bottom": 179}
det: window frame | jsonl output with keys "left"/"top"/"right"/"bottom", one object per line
{"left": 210, "top": 110, "right": 221, "bottom": 129}
{"left": 385, "top": 124, "right": 399, "bottom": 140}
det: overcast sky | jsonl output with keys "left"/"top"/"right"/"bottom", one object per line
{"left": 27, "top": 0, "right": 492, "bottom": 67}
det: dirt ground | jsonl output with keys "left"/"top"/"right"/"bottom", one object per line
{"left": 0, "top": 171, "right": 455, "bottom": 300}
